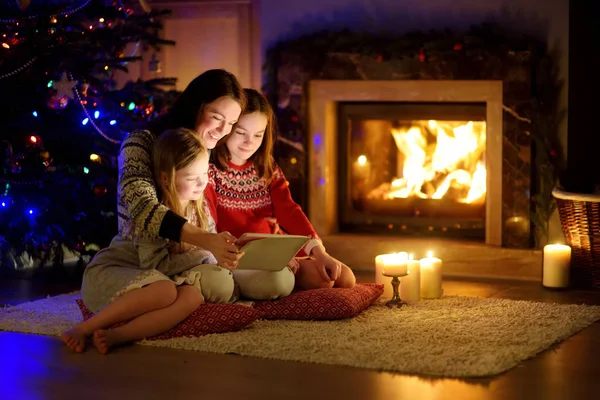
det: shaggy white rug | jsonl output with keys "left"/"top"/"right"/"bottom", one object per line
{"left": 1, "top": 292, "right": 600, "bottom": 377}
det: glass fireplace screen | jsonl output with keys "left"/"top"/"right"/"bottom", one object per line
{"left": 338, "top": 102, "right": 487, "bottom": 238}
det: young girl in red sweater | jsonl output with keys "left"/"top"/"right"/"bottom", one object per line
{"left": 206, "top": 89, "right": 356, "bottom": 290}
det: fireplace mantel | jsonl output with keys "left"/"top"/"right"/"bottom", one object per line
{"left": 308, "top": 80, "right": 503, "bottom": 246}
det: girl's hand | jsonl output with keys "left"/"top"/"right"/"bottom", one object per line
{"left": 205, "top": 231, "right": 243, "bottom": 269}
{"left": 287, "top": 257, "right": 300, "bottom": 274}
{"left": 264, "top": 217, "right": 281, "bottom": 234}
{"left": 311, "top": 247, "right": 341, "bottom": 281}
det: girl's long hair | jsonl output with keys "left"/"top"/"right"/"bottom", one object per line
{"left": 147, "top": 69, "right": 246, "bottom": 135}
{"left": 153, "top": 128, "right": 209, "bottom": 252}
{"left": 211, "top": 88, "right": 276, "bottom": 183}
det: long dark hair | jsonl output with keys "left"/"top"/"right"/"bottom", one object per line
{"left": 147, "top": 69, "right": 246, "bottom": 135}
{"left": 212, "top": 88, "right": 276, "bottom": 183}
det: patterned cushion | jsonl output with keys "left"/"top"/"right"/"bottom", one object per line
{"left": 252, "top": 283, "right": 384, "bottom": 320}
{"left": 75, "top": 299, "right": 261, "bottom": 340}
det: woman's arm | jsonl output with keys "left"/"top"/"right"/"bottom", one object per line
{"left": 117, "top": 130, "right": 186, "bottom": 240}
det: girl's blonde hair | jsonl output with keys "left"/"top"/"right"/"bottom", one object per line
{"left": 152, "top": 128, "right": 210, "bottom": 252}
{"left": 211, "top": 88, "right": 276, "bottom": 184}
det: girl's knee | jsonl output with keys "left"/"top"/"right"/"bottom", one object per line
{"left": 334, "top": 266, "right": 356, "bottom": 288}
{"left": 270, "top": 267, "right": 295, "bottom": 298}
{"left": 234, "top": 268, "right": 295, "bottom": 300}
{"left": 200, "top": 267, "right": 235, "bottom": 303}
{"left": 148, "top": 280, "right": 178, "bottom": 307}
{"left": 177, "top": 285, "right": 205, "bottom": 312}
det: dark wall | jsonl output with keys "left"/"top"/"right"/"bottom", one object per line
{"left": 568, "top": 0, "right": 600, "bottom": 185}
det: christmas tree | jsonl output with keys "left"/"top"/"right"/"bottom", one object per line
{"left": 0, "top": 0, "right": 178, "bottom": 280}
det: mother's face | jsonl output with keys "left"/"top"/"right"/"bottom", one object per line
{"left": 195, "top": 96, "right": 242, "bottom": 149}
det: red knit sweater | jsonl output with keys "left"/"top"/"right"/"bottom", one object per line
{"left": 205, "top": 160, "right": 321, "bottom": 255}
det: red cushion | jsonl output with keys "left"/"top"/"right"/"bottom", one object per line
{"left": 75, "top": 299, "right": 261, "bottom": 340}
{"left": 252, "top": 283, "right": 384, "bottom": 320}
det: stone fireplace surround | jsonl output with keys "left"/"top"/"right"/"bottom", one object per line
{"left": 307, "top": 80, "right": 541, "bottom": 280}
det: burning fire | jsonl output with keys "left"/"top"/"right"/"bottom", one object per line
{"left": 368, "top": 120, "right": 486, "bottom": 204}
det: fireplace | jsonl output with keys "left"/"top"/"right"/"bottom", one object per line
{"left": 338, "top": 101, "right": 487, "bottom": 239}
{"left": 308, "top": 80, "right": 503, "bottom": 246}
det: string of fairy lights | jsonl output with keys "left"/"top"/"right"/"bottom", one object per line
{"left": 1, "top": 1, "right": 156, "bottom": 218}
{"left": 1, "top": 0, "right": 152, "bottom": 145}
{"left": 0, "top": 0, "right": 93, "bottom": 24}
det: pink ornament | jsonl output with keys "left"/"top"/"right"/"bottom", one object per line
{"left": 47, "top": 94, "right": 69, "bottom": 110}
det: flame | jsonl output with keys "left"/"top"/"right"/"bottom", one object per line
{"left": 371, "top": 120, "right": 486, "bottom": 204}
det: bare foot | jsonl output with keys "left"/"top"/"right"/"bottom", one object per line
{"left": 61, "top": 327, "right": 88, "bottom": 353}
{"left": 93, "top": 330, "right": 117, "bottom": 355}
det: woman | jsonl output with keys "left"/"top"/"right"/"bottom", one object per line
{"left": 119, "top": 69, "right": 245, "bottom": 268}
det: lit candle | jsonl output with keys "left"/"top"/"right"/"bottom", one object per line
{"left": 381, "top": 252, "right": 409, "bottom": 276}
{"left": 400, "top": 254, "right": 421, "bottom": 303}
{"left": 375, "top": 252, "right": 408, "bottom": 299}
{"left": 420, "top": 251, "right": 443, "bottom": 299}
{"left": 542, "top": 244, "right": 571, "bottom": 288}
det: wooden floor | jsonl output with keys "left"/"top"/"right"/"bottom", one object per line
{"left": 2, "top": 273, "right": 600, "bottom": 399}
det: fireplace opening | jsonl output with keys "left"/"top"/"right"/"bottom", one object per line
{"left": 338, "top": 102, "right": 487, "bottom": 239}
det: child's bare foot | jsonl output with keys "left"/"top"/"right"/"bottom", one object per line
{"left": 93, "top": 330, "right": 118, "bottom": 355}
{"left": 61, "top": 327, "right": 88, "bottom": 353}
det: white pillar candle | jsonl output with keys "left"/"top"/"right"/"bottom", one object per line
{"left": 420, "top": 251, "right": 443, "bottom": 299}
{"left": 375, "top": 252, "right": 408, "bottom": 299}
{"left": 542, "top": 244, "right": 571, "bottom": 288}
{"left": 400, "top": 254, "right": 421, "bottom": 303}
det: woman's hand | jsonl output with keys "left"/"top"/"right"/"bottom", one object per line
{"left": 311, "top": 247, "right": 342, "bottom": 282}
{"left": 181, "top": 224, "right": 243, "bottom": 269}
{"left": 203, "top": 231, "right": 243, "bottom": 269}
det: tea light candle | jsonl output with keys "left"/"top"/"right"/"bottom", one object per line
{"left": 420, "top": 251, "right": 443, "bottom": 299}
{"left": 375, "top": 252, "right": 408, "bottom": 298}
{"left": 400, "top": 254, "right": 421, "bottom": 303}
{"left": 542, "top": 244, "right": 571, "bottom": 288}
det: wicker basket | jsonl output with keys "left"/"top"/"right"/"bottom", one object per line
{"left": 553, "top": 188, "right": 600, "bottom": 289}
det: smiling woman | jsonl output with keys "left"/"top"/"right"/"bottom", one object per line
{"left": 117, "top": 69, "right": 247, "bottom": 268}
{"left": 195, "top": 97, "right": 243, "bottom": 149}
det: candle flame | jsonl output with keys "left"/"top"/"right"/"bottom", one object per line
{"left": 427, "top": 251, "right": 433, "bottom": 258}
{"left": 357, "top": 155, "right": 367, "bottom": 165}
